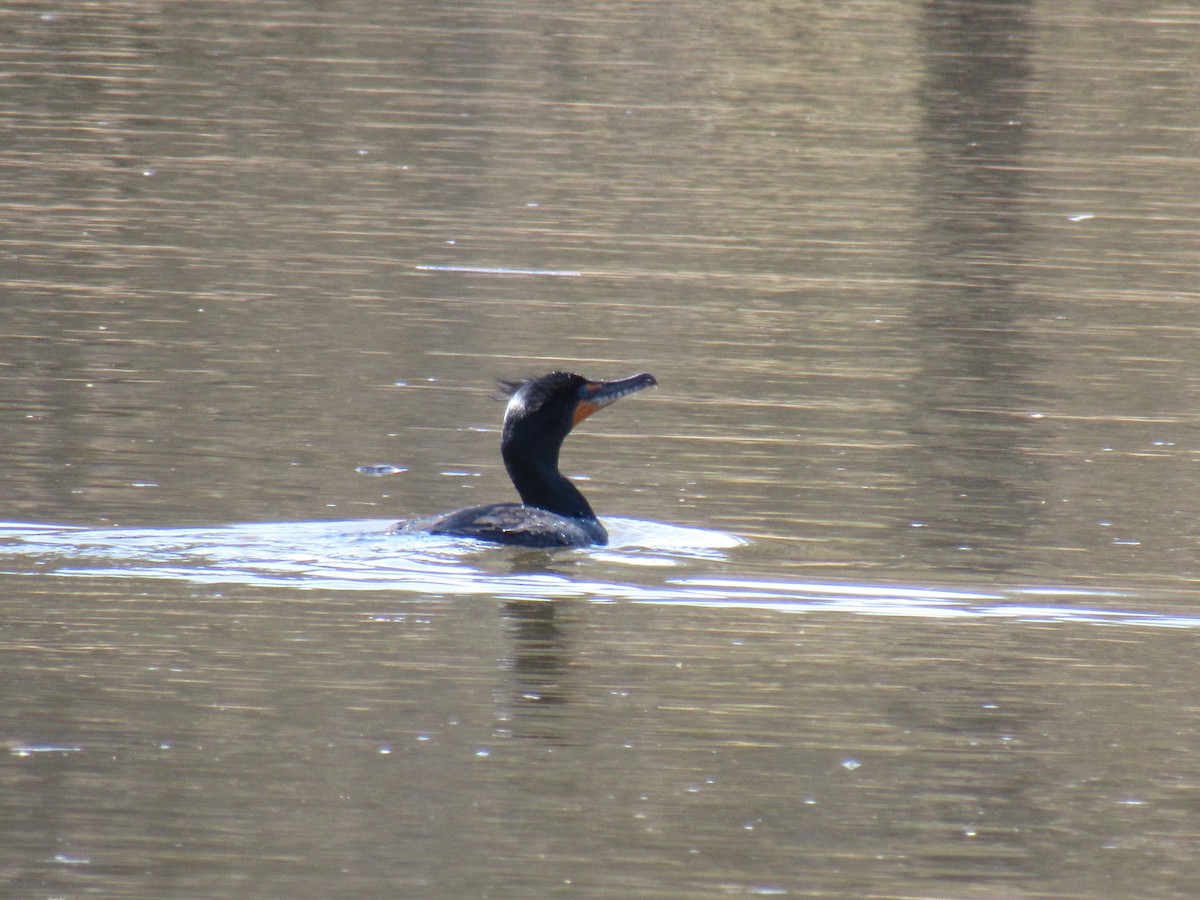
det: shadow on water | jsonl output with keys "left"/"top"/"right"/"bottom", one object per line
{"left": 907, "top": 0, "right": 1047, "bottom": 573}
{"left": 2, "top": 519, "right": 1196, "bottom": 630}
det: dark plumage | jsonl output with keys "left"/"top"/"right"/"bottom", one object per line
{"left": 393, "top": 371, "right": 656, "bottom": 547}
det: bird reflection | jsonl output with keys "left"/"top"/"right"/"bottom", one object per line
{"left": 500, "top": 600, "right": 575, "bottom": 743}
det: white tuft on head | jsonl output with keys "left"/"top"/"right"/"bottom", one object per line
{"left": 503, "top": 387, "right": 531, "bottom": 424}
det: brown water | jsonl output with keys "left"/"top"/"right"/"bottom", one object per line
{"left": 3, "top": 2, "right": 1200, "bottom": 897}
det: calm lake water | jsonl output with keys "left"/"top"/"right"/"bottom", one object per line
{"left": 3, "top": 1, "right": 1200, "bottom": 897}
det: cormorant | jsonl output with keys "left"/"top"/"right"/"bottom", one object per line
{"left": 393, "top": 371, "right": 656, "bottom": 547}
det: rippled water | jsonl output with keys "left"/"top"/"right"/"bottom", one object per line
{"left": 4, "top": 1, "right": 1200, "bottom": 897}
{"left": 4, "top": 519, "right": 1196, "bottom": 629}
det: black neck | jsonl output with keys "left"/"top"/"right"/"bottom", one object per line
{"left": 502, "top": 442, "right": 596, "bottom": 521}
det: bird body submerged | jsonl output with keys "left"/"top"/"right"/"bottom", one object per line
{"left": 392, "top": 371, "right": 656, "bottom": 547}
{"left": 394, "top": 502, "right": 607, "bottom": 548}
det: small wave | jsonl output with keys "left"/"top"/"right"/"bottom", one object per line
{"left": 0, "top": 520, "right": 1194, "bottom": 629}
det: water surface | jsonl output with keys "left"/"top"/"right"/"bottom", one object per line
{"left": 3, "top": 1, "right": 1200, "bottom": 897}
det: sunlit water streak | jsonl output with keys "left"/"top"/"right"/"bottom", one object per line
{"left": 3, "top": 521, "right": 1196, "bottom": 629}
{"left": 415, "top": 264, "right": 583, "bottom": 276}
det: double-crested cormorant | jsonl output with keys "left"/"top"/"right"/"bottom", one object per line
{"left": 393, "top": 371, "right": 657, "bottom": 548}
